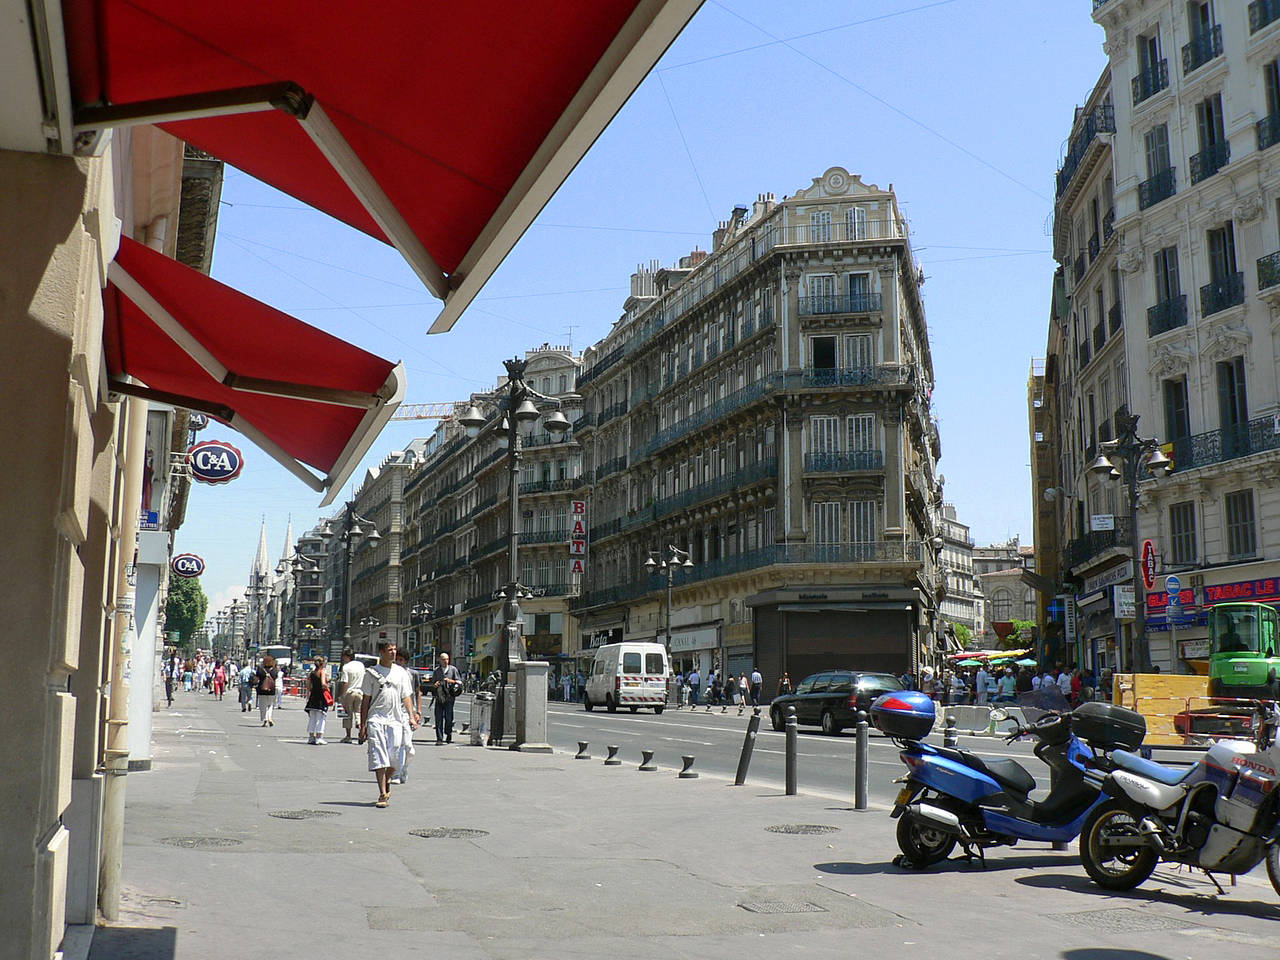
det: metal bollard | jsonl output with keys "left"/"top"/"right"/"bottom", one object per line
{"left": 639, "top": 749, "right": 657, "bottom": 771}
{"left": 943, "top": 713, "right": 958, "bottom": 749}
{"left": 575, "top": 741, "right": 590, "bottom": 760}
{"left": 604, "top": 744, "right": 621, "bottom": 766}
{"left": 734, "top": 708, "right": 762, "bottom": 786}
{"left": 854, "top": 710, "right": 869, "bottom": 811}
{"left": 785, "top": 704, "right": 798, "bottom": 796}
{"left": 678, "top": 755, "right": 698, "bottom": 778}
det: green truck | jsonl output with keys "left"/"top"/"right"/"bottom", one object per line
{"left": 1207, "top": 601, "right": 1280, "bottom": 700}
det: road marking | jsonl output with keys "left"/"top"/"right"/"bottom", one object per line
{"left": 660, "top": 736, "right": 715, "bottom": 746}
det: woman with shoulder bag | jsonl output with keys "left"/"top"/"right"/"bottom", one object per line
{"left": 256, "top": 655, "right": 279, "bottom": 727}
{"left": 305, "top": 656, "right": 332, "bottom": 744}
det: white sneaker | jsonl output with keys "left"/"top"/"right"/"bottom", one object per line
{"left": 315, "top": 738, "right": 327, "bottom": 745}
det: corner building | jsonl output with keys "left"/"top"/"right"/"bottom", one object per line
{"left": 570, "top": 167, "right": 943, "bottom": 686}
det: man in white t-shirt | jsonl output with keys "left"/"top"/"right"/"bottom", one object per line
{"left": 973, "top": 665, "right": 990, "bottom": 705}
{"left": 359, "top": 641, "right": 418, "bottom": 808}
{"left": 338, "top": 647, "right": 366, "bottom": 743}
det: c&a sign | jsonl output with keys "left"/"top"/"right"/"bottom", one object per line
{"left": 187, "top": 439, "right": 244, "bottom": 485}
{"left": 171, "top": 553, "right": 205, "bottom": 578}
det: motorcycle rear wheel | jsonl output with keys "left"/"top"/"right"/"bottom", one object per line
{"left": 1079, "top": 800, "right": 1158, "bottom": 891}
{"left": 896, "top": 810, "right": 957, "bottom": 867}
{"left": 1267, "top": 843, "right": 1280, "bottom": 898}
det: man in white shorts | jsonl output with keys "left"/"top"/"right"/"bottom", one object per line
{"left": 359, "top": 641, "right": 418, "bottom": 808}
{"left": 338, "top": 647, "right": 366, "bottom": 742}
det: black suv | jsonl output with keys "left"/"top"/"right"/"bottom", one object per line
{"left": 770, "top": 670, "right": 905, "bottom": 735}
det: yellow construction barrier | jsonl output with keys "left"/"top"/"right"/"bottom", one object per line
{"left": 1112, "top": 673, "right": 1211, "bottom": 746}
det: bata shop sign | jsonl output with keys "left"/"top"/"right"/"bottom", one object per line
{"left": 188, "top": 440, "right": 244, "bottom": 485}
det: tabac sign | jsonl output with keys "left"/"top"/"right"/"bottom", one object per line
{"left": 188, "top": 439, "right": 244, "bottom": 485}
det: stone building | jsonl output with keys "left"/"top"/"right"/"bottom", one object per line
{"left": 568, "top": 167, "right": 943, "bottom": 685}
{"left": 937, "top": 503, "right": 980, "bottom": 641}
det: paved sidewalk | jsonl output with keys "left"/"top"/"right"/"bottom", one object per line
{"left": 90, "top": 692, "right": 1279, "bottom": 959}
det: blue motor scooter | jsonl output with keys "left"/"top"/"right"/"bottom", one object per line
{"left": 872, "top": 691, "right": 1104, "bottom": 868}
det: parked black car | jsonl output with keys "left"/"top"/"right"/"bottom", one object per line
{"left": 769, "top": 670, "right": 905, "bottom": 735}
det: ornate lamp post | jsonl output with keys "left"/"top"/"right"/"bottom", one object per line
{"left": 410, "top": 601, "right": 434, "bottom": 660}
{"left": 644, "top": 545, "right": 694, "bottom": 694}
{"left": 360, "top": 615, "right": 381, "bottom": 650}
{"left": 458, "top": 357, "right": 571, "bottom": 744}
{"left": 320, "top": 504, "right": 381, "bottom": 652}
{"left": 1089, "top": 411, "right": 1171, "bottom": 674}
{"left": 278, "top": 550, "right": 318, "bottom": 661}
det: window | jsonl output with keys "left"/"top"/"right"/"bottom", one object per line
{"left": 808, "top": 273, "right": 836, "bottom": 304}
{"left": 1217, "top": 356, "right": 1248, "bottom": 455}
{"left": 992, "top": 590, "right": 1013, "bottom": 621}
{"left": 1163, "top": 376, "right": 1191, "bottom": 444}
{"left": 813, "top": 502, "right": 841, "bottom": 544}
{"left": 1139, "top": 30, "right": 1161, "bottom": 75}
{"left": 845, "top": 333, "right": 874, "bottom": 368}
{"left": 848, "top": 414, "right": 875, "bottom": 452}
{"left": 1206, "top": 222, "right": 1237, "bottom": 283}
{"left": 1224, "top": 490, "right": 1257, "bottom": 559}
{"left": 847, "top": 206, "right": 868, "bottom": 240}
{"left": 848, "top": 272, "right": 871, "bottom": 304}
{"left": 622, "top": 652, "right": 642, "bottom": 673}
{"left": 1189, "top": 1, "right": 1212, "bottom": 37}
{"left": 538, "top": 558, "right": 551, "bottom": 586}
{"left": 850, "top": 500, "right": 876, "bottom": 543}
{"left": 645, "top": 653, "right": 665, "bottom": 674}
{"left": 1266, "top": 60, "right": 1280, "bottom": 118}
{"left": 1145, "top": 124, "right": 1171, "bottom": 178}
{"left": 810, "top": 210, "right": 833, "bottom": 243}
{"left": 810, "top": 335, "right": 837, "bottom": 369}
{"left": 558, "top": 374, "right": 567, "bottom": 393}
{"left": 1169, "top": 501, "right": 1196, "bottom": 565}
{"left": 1154, "top": 245, "right": 1180, "bottom": 301}
{"left": 1196, "top": 93, "right": 1226, "bottom": 152}
{"left": 810, "top": 416, "right": 839, "bottom": 453}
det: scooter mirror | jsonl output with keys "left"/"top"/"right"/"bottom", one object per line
{"left": 989, "top": 708, "right": 1009, "bottom": 723}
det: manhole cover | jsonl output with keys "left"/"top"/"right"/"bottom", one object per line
{"left": 410, "top": 827, "right": 490, "bottom": 840}
{"left": 159, "top": 837, "right": 243, "bottom": 849}
{"left": 1049, "top": 908, "right": 1193, "bottom": 933}
{"left": 765, "top": 824, "right": 841, "bottom": 835}
{"left": 268, "top": 809, "right": 341, "bottom": 820}
{"left": 739, "top": 900, "right": 827, "bottom": 915}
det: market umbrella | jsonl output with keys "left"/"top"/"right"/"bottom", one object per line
{"left": 957, "top": 659, "right": 981, "bottom": 667}
{"left": 1016, "top": 658, "right": 1038, "bottom": 667}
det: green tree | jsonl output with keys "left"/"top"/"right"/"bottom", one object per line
{"left": 165, "top": 576, "right": 208, "bottom": 644}
{"left": 1002, "top": 618, "right": 1037, "bottom": 650}
{"left": 953, "top": 622, "right": 973, "bottom": 649}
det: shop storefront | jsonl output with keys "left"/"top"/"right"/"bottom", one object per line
{"left": 668, "top": 625, "right": 721, "bottom": 678}
{"left": 1145, "top": 562, "right": 1280, "bottom": 673}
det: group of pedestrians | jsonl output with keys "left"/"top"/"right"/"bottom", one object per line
{"left": 904, "top": 662, "right": 1106, "bottom": 708}
{"left": 671, "top": 667, "right": 763, "bottom": 712}
{"left": 162, "top": 651, "right": 237, "bottom": 707}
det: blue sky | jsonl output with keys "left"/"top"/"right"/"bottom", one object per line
{"left": 176, "top": 0, "right": 1108, "bottom": 613}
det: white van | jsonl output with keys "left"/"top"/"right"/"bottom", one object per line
{"left": 585, "top": 642, "right": 669, "bottom": 714}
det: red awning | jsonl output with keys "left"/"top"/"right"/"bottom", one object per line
{"left": 104, "top": 237, "right": 404, "bottom": 504}
{"left": 64, "top": 1, "right": 702, "bottom": 332}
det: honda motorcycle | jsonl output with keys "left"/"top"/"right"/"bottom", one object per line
{"left": 873, "top": 691, "right": 1112, "bottom": 868}
{"left": 1078, "top": 699, "right": 1280, "bottom": 894}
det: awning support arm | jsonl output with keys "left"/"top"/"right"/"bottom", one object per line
{"left": 225, "top": 414, "right": 326, "bottom": 493}
{"left": 107, "top": 378, "right": 235, "bottom": 422}
{"left": 73, "top": 82, "right": 307, "bottom": 133}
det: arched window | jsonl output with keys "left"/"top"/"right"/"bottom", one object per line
{"left": 992, "top": 590, "right": 1013, "bottom": 621}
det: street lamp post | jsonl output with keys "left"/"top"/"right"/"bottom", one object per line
{"left": 360, "top": 616, "right": 381, "bottom": 650}
{"left": 410, "top": 602, "right": 434, "bottom": 660}
{"left": 459, "top": 357, "right": 571, "bottom": 745}
{"left": 278, "top": 551, "right": 318, "bottom": 662}
{"left": 320, "top": 504, "right": 381, "bottom": 654}
{"left": 1089, "top": 411, "right": 1171, "bottom": 674}
{"left": 645, "top": 545, "right": 694, "bottom": 703}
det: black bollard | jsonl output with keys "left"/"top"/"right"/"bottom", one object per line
{"left": 678, "top": 755, "right": 698, "bottom": 779}
{"left": 855, "top": 710, "right": 870, "bottom": 811}
{"left": 639, "top": 749, "right": 657, "bottom": 771}
{"left": 785, "top": 704, "right": 798, "bottom": 796}
{"left": 944, "top": 713, "right": 958, "bottom": 749}
{"left": 734, "top": 708, "right": 762, "bottom": 786}
{"left": 575, "top": 741, "right": 590, "bottom": 760}
{"left": 604, "top": 744, "right": 621, "bottom": 766}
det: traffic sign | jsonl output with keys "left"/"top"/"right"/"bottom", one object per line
{"left": 1164, "top": 574, "right": 1180, "bottom": 594}
{"left": 1141, "top": 540, "right": 1157, "bottom": 590}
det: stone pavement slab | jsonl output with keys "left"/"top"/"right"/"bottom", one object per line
{"left": 89, "top": 692, "right": 1279, "bottom": 960}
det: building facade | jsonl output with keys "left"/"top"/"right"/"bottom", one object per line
{"left": 1050, "top": 2, "right": 1280, "bottom": 672}
{"left": 937, "top": 503, "right": 980, "bottom": 641}
{"left": 569, "top": 168, "right": 943, "bottom": 687}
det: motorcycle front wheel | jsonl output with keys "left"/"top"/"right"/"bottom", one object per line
{"left": 896, "top": 810, "right": 957, "bottom": 867}
{"left": 1266, "top": 843, "right": 1280, "bottom": 898}
{"left": 1079, "top": 800, "right": 1158, "bottom": 890}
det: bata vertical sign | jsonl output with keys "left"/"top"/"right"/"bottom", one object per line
{"left": 569, "top": 499, "right": 587, "bottom": 575}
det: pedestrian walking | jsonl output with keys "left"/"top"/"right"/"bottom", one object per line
{"left": 359, "top": 641, "right": 417, "bottom": 808}
{"left": 777, "top": 671, "right": 793, "bottom": 696}
{"left": 393, "top": 649, "right": 422, "bottom": 782}
{"left": 429, "top": 652, "right": 463, "bottom": 744}
{"left": 737, "top": 673, "right": 749, "bottom": 714}
{"left": 686, "top": 668, "right": 700, "bottom": 707}
{"left": 337, "top": 647, "right": 366, "bottom": 743}
{"left": 238, "top": 661, "right": 255, "bottom": 712}
{"left": 275, "top": 662, "right": 286, "bottom": 710}
{"left": 212, "top": 660, "right": 226, "bottom": 701}
{"left": 749, "top": 667, "right": 762, "bottom": 707}
{"left": 255, "top": 656, "right": 279, "bottom": 727}
{"left": 973, "top": 663, "right": 990, "bottom": 706}
{"left": 305, "top": 656, "right": 332, "bottom": 745}
{"left": 163, "top": 654, "right": 176, "bottom": 707}
{"left": 561, "top": 670, "right": 572, "bottom": 703}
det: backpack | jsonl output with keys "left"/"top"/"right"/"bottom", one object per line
{"left": 260, "top": 670, "right": 275, "bottom": 694}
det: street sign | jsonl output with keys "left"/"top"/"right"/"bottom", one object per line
{"left": 1164, "top": 574, "right": 1181, "bottom": 594}
{"left": 188, "top": 439, "right": 244, "bottom": 485}
{"left": 1114, "top": 584, "right": 1135, "bottom": 621}
{"left": 1141, "top": 540, "right": 1157, "bottom": 590}
{"left": 1090, "top": 514, "right": 1114, "bottom": 531}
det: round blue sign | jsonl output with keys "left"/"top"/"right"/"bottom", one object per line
{"left": 187, "top": 439, "right": 244, "bottom": 485}
{"left": 171, "top": 553, "right": 205, "bottom": 578}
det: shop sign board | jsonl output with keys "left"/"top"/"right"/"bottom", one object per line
{"left": 1141, "top": 540, "right": 1157, "bottom": 590}
{"left": 1113, "top": 584, "right": 1135, "bottom": 621}
{"left": 171, "top": 553, "right": 205, "bottom": 578}
{"left": 188, "top": 439, "right": 244, "bottom": 485}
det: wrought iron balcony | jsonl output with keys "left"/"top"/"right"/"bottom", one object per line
{"left": 1108, "top": 301, "right": 1123, "bottom": 334}
{"left": 1078, "top": 340, "right": 1092, "bottom": 368}
{"left": 798, "top": 365, "right": 911, "bottom": 388}
{"left": 1258, "top": 251, "right": 1280, "bottom": 291}
{"left": 521, "top": 528, "right": 571, "bottom": 544}
{"left": 1258, "top": 112, "right": 1280, "bottom": 151}
{"left": 1168, "top": 414, "right": 1280, "bottom": 471}
{"left": 653, "top": 457, "right": 776, "bottom": 521}
{"left": 518, "top": 477, "right": 579, "bottom": 495}
{"left": 803, "top": 450, "right": 885, "bottom": 473}
{"left": 1093, "top": 322, "right": 1106, "bottom": 352}
{"left": 1190, "top": 140, "right": 1230, "bottom": 184}
{"left": 1055, "top": 105, "right": 1116, "bottom": 200}
{"left": 596, "top": 399, "right": 628, "bottom": 428}
{"left": 1066, "top": 517, "right": 1133, "bottom": 570}
{"left": 1132, "top": 59, "right": 1168, "bottom": 105}
{"left": 797, "top": 293, "right": 883, "bottom": 316}
{"left": 1138, "top": 167, "right": 1176, "bottom": 209}
{"left": 594, "top": 456, "right": 627, "bottom": 482}
{"left": 1182, "top": 24, "right": 1223, "bottom": 74}
{"left": 1199, "top": 272, "right": 1245, "bottom": 317}
{"left": 1073, "top": 253, "right": 1086, "bottom": 282}
{"left": 1088, "top": 234, "right": 1100, "bottom": 260}
{"left": 1103, "top": 206, "right": 1115, "bottom": 241}
{"left": 1147, "top": 294, "right": 1188, "bottom": 337}
{"left": 1250, "top": 0, "right": 1280, "bottom": 33}
{"left": 1092, "top": 0, "right": 1112, "bottom": 9}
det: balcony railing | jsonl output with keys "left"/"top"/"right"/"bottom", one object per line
{"left": 1092, "top": 0, "right": 1112, "bottom": 9}
{"left": 1200, "top": 272, "right": 1245, "bottom": 316}
{"left": 1078, "top": 340, "right": 1092, "bottom": 368}
{"left": 1258, "top": 112, "right": 1280, "bottom": 152}
{"left": 525, "top": 429, "right": 575, "bottom": 448}
{"left": 1132, "top": 59, "right": 1169, "bottom": 105}
{"left": 803, "top": 450, "right": 885, "bottom": 473}
{"left": 646, "top": 375, "right": 780, "bottom": 455}
{"left": 1073, "top": 252, "right": 1086, "bottom": 282}
{"left": 520, "top": 528, "right": 571, "bottom": 545}
{"left": 1182, "top": 24, "right": 1223, "bottom": 74}
{"left": 1066, "top": 517, "right": 1134, "bottom": 570}
{"left": 797, "top": 293, "right": 882, "bottom": 316}
{"left": 1138, "top": 167, "right": 1176, "bottom": 209}
{"left": 1258, "top": 251, "right": 1280, "bottom": 290}
{"left": 1103, "top": 206, "right": 1115, "bottom": 242}
{"left": 1190, "top": 140, "right": 1230, "bottom": 184}
{"left": 1168, "top": 414, "right": 1280, "bottom": 471}
{"left": 798, "top": 365, "right": 912, "bottom": 388}
{"left": 1055, "top": 105, "right": 1116, "bottom": 199}
{"left": 1108, "top": 301, "right": 1123, "bottom": 334}
{"left": 594, "top": 456, "right": 627, "bottom": 482}
{"left": 518, "top": 477, "right": 579, "bottom": 495}
{"left": 1251, "top": 0, "right": 1280, "bottom": 34}
{"left": 1093, "top": 322, "right": 1106, "bottom": 352}
{"left": 653, "top": 457, "right": 776, "bottom": 521}
{"left": 1088, "top": 234, "right": 1100, "bottom": 260}
{"left": 1147, "top": 295, "right": 1188, "bottom": 337}
{"left": 596, "top": 399, "right": 628, "bottom": 428}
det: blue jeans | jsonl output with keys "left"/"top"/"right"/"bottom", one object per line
{"left": 689, "top": 685, "right": 699, "bottom": 706}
